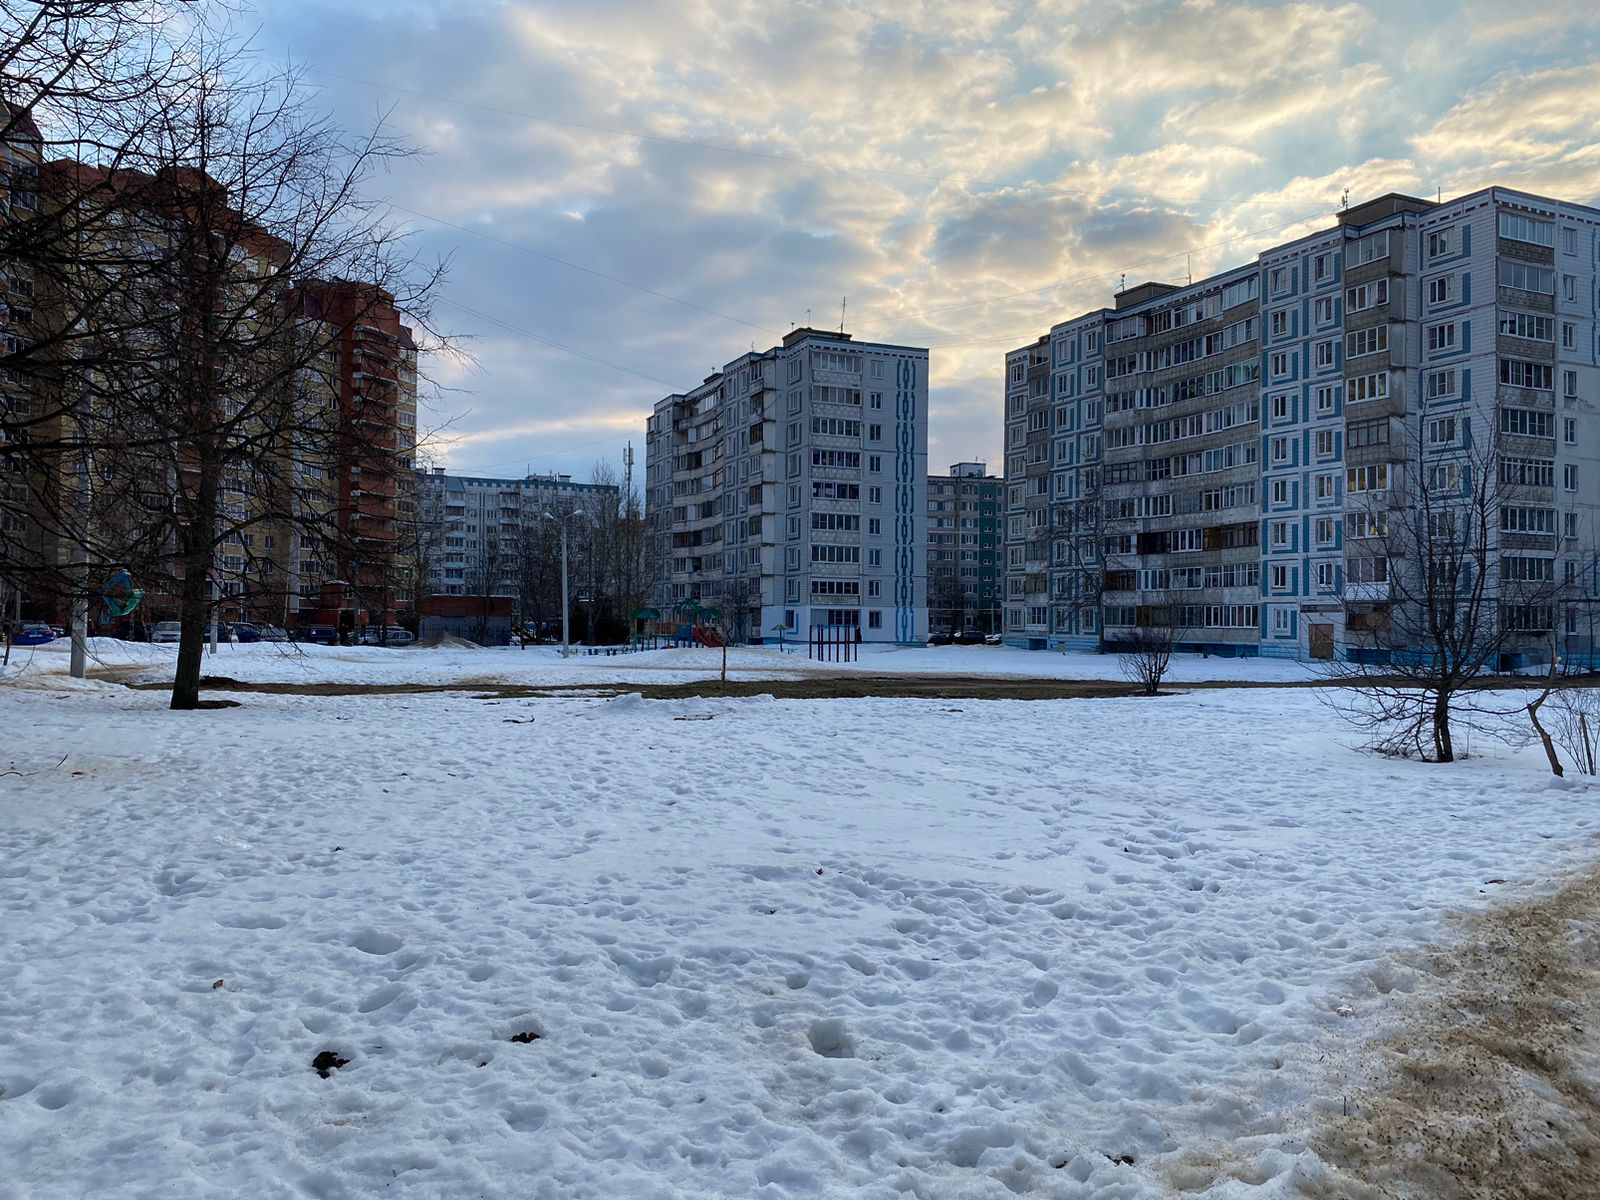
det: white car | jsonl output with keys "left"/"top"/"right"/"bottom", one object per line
{"left": 150, "top": 621, "right": 183, "bottom": 644}
{"left": 359, "top": 625, "right": 415, "bottom": 647}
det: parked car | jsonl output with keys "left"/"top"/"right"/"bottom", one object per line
{"left": 928, "top": 630, "right": 954, "bottom": 646}
{"left": 150, "top": 621, "right": 183, "bottom": 644}
{"left": 953, "top": 628, "right": 985, "bottom": 645}
{"left": 359, "top": 625, "right": 414, "bottom": 647}
{"left": 12, "top": 622, "right": 55, "bottom": 646}
{"left": 984, "top": 633, "right": 1003, "bottom": 646}
{"left": 49, "top": 625, "right": 65, "bottom": 638}
{"left": 294, "top": 625, "right": 340, "bottom": 645}
{"left": 256, "top": 625, "right": 289, "bottom": 643}
{"left": 232, "top": 622, "right": 263, "bottom": 643}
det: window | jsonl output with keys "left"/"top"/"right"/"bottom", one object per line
{"left": 1314, "top": 296, "right": 1335, "bottom": 325}
{"left": 1270, "top": 564, "right": 1290, "bottom": 591}
{"left": 1315, "top": 473, "right": 1336, "bottom": 500}
{"left": 867, "top": 454, "right": 882, "bottom": 472}
{"left": 1501, "top": 556, "right": 1554, "bottom": 582}
{"left": 1500, "top": 311, "right": 1554, "bottom": 341}
{"left": 1347, "top": 371, "right": 1389, "bottom": 403}
{"left": 1316, "top": 561, "right": 1336, "bottom": 590}
{"left": 1271, "top": 394, "right": 1290, "bottom": 420}
{"left": 1315, "top": 340, "right": 1337, "bottom": 368}
{"left": 1272, "top": 478, "right": 1289, "bottom": 505}
{"left": 1271, "top": 436, "right": 1290, "bottom": 463}
{"left": 1501, "top": 507, "right": 1555, "bottom": 535}
{"left": 1270, "top": 520, "right": 1292, "bottom": 548}
{"left": 1565, "top": 275, "right": 1577, "bottom": 301}
{"left": 1499, "top": 211, "right": 1555, "bottom": 247}
{"left": 1347, "top": 464, "right": 1388, "bottom": 493}
{"left": 1566, "top": 417, "right": 1578, "bottom": 446}
{"left": 1347, "top": 556, "right": 1388, "bottom": 584}
{"left": 1567, "top": 512, "right": 1580, "bottom": 538}
{"left": 868, "top": 486, "right": 882, "bottom": 504}
{"left": 1427, "top": 275, "right": 1454, "bottom": 305}
{"left": 1271, "top": 351, "right": 1289, "bottom": 377}
{"left": 1427, "top": 229, "right": 1452, "bottom": 259}
{"left": 1346, "top": 279, "right": 1388, "bottom": 313}
{"left": 1426, "top": 369, "right": 1457, "bottom": 400}
{"left": 1563, "top": 228, "right": 1578, "bottom": 255}
{"left": 1315, "top": 428, "right": 1336, "bottom": 458}
{"left": 1565, "top": 464, "right": 1579, "bottom": 492}
{"left": 1564, "top": 323, "right": 1577, "bottom": 351}
{"left": 1499, "top": 359, "right": 1554, "bottom": 390}
{"left": 1428, "top": 416, "right": 1457, "bottom": 445}
{"left": 1347, "top": 327, "right": 1387, "bottom": 358}
{"left": 1500, "top": 457, "right": 1554, "bottom": 487}
{"left": 1314, "top": 253, "right": 1332, "bottom": 282}
{"left": 1316, "top": 517, "right": 1337, "bottom": 545}
{"left": 1500, "top": 408, "right": 1555, "bottom": 438}
{"left": 1270, "top": 310, "right": 1289, "bottom": 337}
{"left": 1564, "top": 370, "right": 1579, "bottom": 399}
{"left": 867, "top": 611, "right": 882, "bottom": 629}
{"left": 1499, "top": 261, "right": 1554, "bottom": 294}
{"left": 1347, "top": 416, "right": 1389, "bottom": 448}
{"left": 1346, "top": 512, "right": 1388, "bottom": 539}
{"left": 1426, "top": 323, "right": 1456, "bottom": 352}
{"left": 1315, "top": 384, "right": 1338, "bottom": 414}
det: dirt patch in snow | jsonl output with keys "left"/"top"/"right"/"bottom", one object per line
{"left": 1300, "top": 858, "right": 1600, "bottom": 1199}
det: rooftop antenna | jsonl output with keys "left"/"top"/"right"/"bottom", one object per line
{"left": 1186, "top": 254, "right": 1192, "bottom": 285}
{"left": 805, "top": 308, "right": 811, "bottom": 327}
{"left": 840, "top": 295, "right": 847, "bottom": 334}
{"left": 1119, "top": 272, "right": 1126, "bottom": 292}
{"left": 1341, "top": 187, "right": 1350, "bottom": 211}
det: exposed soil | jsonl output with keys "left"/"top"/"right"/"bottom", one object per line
{"left": 1299, "top": 858, "right": 1600, "bottom": 1199}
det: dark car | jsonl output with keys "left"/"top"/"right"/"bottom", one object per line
{"left": 232, "top": 622, "right": 263, "bottom": 643}
{"left": 294, "top": 625, "right": 340, "bottom": 645}
{"left": 953, "top": 628, "right": 986, "bottom": 645}
{"left": 12, "top": 622, "right": 55, "bottom": 646}
{"left": 928, "top": 630, "right": 954, "bottom": 646}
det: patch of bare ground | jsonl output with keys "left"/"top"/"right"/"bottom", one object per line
{"left": 1290, "top": 857, "right": 1600, "bottom": 1199}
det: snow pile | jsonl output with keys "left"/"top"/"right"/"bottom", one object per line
{"left": 0, "top": 682, "right": 1593, "bottom": 1198}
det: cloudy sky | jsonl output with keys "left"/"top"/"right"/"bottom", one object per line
{"left": 253, "top": 0, "right": 1600, "bottom": 486}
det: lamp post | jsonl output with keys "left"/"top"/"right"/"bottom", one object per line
{"left": 543, "top": 509, "right": 584, "bottom": 657}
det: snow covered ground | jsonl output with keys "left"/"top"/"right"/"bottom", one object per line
{"left": 1, "top": 661, "right": 1593, "bottom": 1197}
{"left": 2, "top": 635, "right": 1322, "bottom": 689}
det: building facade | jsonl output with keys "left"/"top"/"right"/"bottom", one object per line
{"left": 1005, "top": 188, "right": 1600, "bottom": 662}
{"left": 927, "top": 462, "right": 1002, "bottom": 634}
{"left": 645, "top": 327, "right": 928, "bottom": 643}
{"left": 416, "top": 470, "right": 614, "bottom": 601}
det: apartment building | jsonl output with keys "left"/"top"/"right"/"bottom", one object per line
{"left": 0, "top": 103, "right": 40, "bottom": 621}
{"left": 927, "top": 462, "right": 1002, "bottom": 634}
{"left": 1005, "top": 187, "right": 1600, "bottom": 662}
{"left": 415, "top": 468, "right": 617, "bottom": 601}
{"left": 645, "top": 327, "right": 928, "bottom": 643}
{"left": 289, "top": 281, "right": 420, "bottom": 633}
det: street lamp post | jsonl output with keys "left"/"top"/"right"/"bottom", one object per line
{"left": 544, "top": 510, "right": 584, "bottom": 658}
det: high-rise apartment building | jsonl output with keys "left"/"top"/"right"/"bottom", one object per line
{"left": 927, "top": 462, "right": 1002, "bottom": 635}
{"left": 645, "top": 328, "right": 928, "bottom": 643}
{"left": 1005, "top": 187, "right": 1600, "bottom": 662}
{"left": 415, "top": 468, "right": 617, "bottom": 599}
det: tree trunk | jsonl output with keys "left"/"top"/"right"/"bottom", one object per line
{"left": 1432, "top": 689, "right": 1454, "bottom": 762}
{"left": 171, "top": 540, "right": 212, "bottom": 710}
{"left": 1527, "top": 653, "right": 1565, "bottom": 776}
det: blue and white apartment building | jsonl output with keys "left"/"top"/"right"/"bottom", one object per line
{"left": 1004, "top": 188, "right": 1600, "bottom": 660}
{"left": 645, "top": 328, "right": 929, "bottom": 644}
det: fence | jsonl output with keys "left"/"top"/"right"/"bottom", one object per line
{"left": 809, "top": 623, "right": 860, "bottom": 663}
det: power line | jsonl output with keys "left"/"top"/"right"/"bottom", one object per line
{"left": 437, "top": 297, "right": 684, "bottom": 389}
{"left": 308, "top": 66, "right": 1320, "bottom": 210}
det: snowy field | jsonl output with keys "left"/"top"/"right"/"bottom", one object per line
{"left": 1, "top": 659, "right": 1595, "bottom": 1198}
{"left": 2, "top": 635, "right": 1323, "bottom": 689}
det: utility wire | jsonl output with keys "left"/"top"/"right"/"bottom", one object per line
{"left": 438, "top": 297, "right": 684, "bottom": 389}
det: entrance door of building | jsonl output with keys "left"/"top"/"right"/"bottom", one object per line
{"left": 1308, "top": 623, "right": 1333, "bottom": 660}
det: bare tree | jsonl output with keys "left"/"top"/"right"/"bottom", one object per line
{"left": 1051, "top": 471, "right": 1106, "bottom": 650}
{"left": 3, "top": 47, "right": 443, "bottom": 707}
{"left": 1118, "top": 595, "right": 1184, "bottom": 695}
{"left": 927, "top": 558, "right": 964, "bottom": 636}
{"left": 1324, "top": 422, "right": 1568, "bottom": 761}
